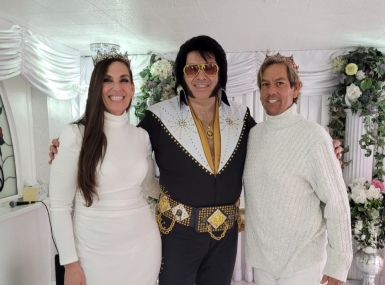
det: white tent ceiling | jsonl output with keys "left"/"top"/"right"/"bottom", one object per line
{"left": 1, "top": 0, "right": 385, "bottom": 55}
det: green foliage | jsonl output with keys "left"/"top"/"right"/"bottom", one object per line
{"left": 328, "top": 47, "right": 385, "bottom": 180}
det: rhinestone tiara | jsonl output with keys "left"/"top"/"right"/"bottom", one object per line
{"left": 92, "top": 48, "right": 130, "bottom": 66}
{"left": 265, "top": 52, "right": 299, "bottom": 73}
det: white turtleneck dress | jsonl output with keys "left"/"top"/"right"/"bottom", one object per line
{"left": 50, "top": 112, "right": 161, "bottom": 285}
{"left": 244, "top": 104, "right": 352, "bottom": 282}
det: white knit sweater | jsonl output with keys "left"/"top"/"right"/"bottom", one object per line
{"left": 244, "top": 104, "right": 352, "bottom": 281}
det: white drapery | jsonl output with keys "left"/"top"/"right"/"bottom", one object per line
{"left": 0, "top": 18, "right": 80, "bottom": 99}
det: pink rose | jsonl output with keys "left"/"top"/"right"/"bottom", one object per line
{"left": 371, "top": 179, "right": 384, "bottom": 192}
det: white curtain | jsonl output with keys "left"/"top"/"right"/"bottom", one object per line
{"left": 226, "top": 52, "right": 258, "bottom": 96}
{"left": 71, "top": 56, "right": 93, "bottom": 121}
{"left": 0, "top": 18, "right": 80, "bottom": 99}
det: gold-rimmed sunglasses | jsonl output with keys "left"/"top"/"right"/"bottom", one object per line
{"left": 183, "top": 63, "right": 219, "bottom": 77}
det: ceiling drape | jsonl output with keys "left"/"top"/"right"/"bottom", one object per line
{"left": 0, "top": 18, "right": 80, "bottom": 99}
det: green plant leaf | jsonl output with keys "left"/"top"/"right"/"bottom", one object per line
{"left": 361, "top": 80, "right": 372, "bottom": 91}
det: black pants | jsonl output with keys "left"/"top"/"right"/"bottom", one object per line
{"left": 158, "top": 221, "right": 238, "bottom": 285}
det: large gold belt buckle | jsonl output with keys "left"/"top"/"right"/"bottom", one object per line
{"left": 195, "top": 205, "right": 237, "bottom": 233}
{"left": 207, "top": 209, "right": 227, "bottom": 229}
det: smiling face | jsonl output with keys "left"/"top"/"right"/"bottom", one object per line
{"left": 260, "top": 63, "right": 300, "bottom": 116}
{"left": 102, "top": 61, "right": 135, "bottom": 116}
{"left": 184, "top": 51, "right": 219, "bottom": 101}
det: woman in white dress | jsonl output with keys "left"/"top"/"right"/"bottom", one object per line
{"left": 49, "top": 51, "right": 161, "bottom": 285}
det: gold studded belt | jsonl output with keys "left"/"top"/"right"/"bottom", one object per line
{"left": 156, "top": 191, "right": 240, "bottom": 240}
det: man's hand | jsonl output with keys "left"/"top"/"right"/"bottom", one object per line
{"left": 48, "top": 138, "right": 60, "bottom": 165}
{"left": 320, "top": 274, "right": 344, "bottom": 285}
{"left": 333, "top": 139, "right": 343, "bottom": 166}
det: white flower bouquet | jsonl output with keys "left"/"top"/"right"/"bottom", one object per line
{"left": 348, "top": 177, "right": 385, "bottom": 252}
{"left": 150, "top": 59, "right": 173, "bottom": 80}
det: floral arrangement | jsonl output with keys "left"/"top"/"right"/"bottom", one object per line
{"left": 133, "top": 54, "right": 177, "bottom": 121}
{"left": 328, "top": 47, "right": 385, "bottom": 180}
{"left": 348, "top": 177, "right": 385, "bottom": 251}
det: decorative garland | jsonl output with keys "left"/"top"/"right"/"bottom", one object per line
{"left": 328, "top": 47, "right": 385, "bottom": 181}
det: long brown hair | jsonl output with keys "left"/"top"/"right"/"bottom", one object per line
{"left": 75, "top": 58, "right": 133, "bottom": 206}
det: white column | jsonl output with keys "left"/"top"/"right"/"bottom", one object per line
{"left": 344, "top": 109, "right": 374, "bottom": 280}
{"left": 343, "top": 109, "right": 374, "bottom": 185}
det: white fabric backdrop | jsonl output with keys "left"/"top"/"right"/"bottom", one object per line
{"left": 0, "top": 18, "right": 80, "bottom": 100}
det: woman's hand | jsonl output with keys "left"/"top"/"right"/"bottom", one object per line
{"left": 48, "top": 138, "right": 60, "bottom": 164}
{"left": 64, "top": 261, "right": 86, "bottom": 285}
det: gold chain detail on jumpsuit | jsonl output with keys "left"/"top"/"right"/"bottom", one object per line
{"left": 156, "top": 212, "right": 176, "bottom": 234}
{"left": 207, "top": 221, "right": 229, "bottom": 241}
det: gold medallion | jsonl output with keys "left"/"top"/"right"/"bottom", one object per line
{"left": 207, "top": 209, "right": 227, "bottom": 229}
{"left": 158, "top": 196, "right": 170, "bottom": 213}
{"left": 201, "top": 120, "right": 214, "bottom": 139}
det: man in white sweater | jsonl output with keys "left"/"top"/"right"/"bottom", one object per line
{"left": 244, "top": 55, "right": 352, "bottom": 285}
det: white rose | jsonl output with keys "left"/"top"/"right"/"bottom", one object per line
{"left": 361, "top": 234, "right": 366, "bottom": 241}
{"left": 366, "top": 185, "right": 381, "bottom": 200}
{"left": 349, "top": 178, "right": 366, "bottom": 188}
{"left": 355, "top": 70, "right": 366, "bottom": 80}
{"left": 350, "top": 187, "right": 367, "bottom": 204}
{"left": 345, "top": 83, "right": 362, "bottom": 102}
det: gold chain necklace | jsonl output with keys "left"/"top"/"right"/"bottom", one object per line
{"left": 200, "top": 120, "right": 214, "bottom": 139}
